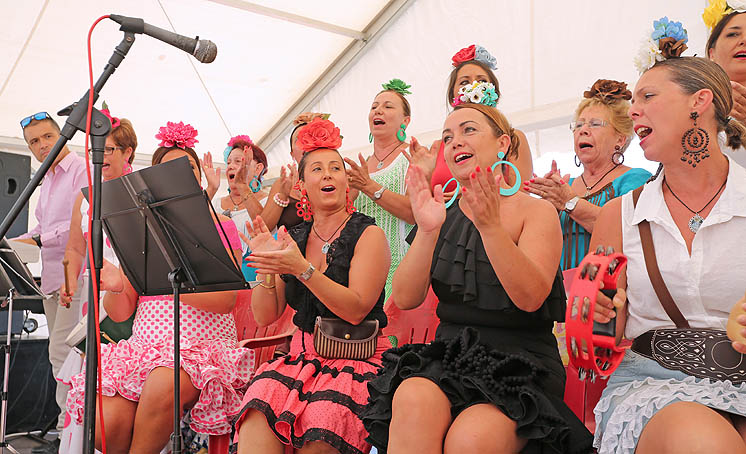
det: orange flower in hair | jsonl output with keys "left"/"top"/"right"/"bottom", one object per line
{"left": 297, "top": 118, "right": 342, "bottom": 153}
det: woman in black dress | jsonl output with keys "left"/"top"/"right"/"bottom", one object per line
{"left": 362, "top": 103, "right": 591, "bottom": 453}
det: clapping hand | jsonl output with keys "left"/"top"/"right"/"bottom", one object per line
{"left": 246, "top": 226, "right": 308, "bottom": 276}
{"left": 403, "top": 137, "right": 440, "bottom": 180}
{"left": 238, "top": 216, "right": 282, "bottom": 254}
{"left": 731, "top": 81, "right": 746, "bottom": 123}
{"left": 460, "top": 166, "right": 504, "bottom": 232}
{"left": 406, "top": 165, "right": 445, "bottom": 234}
{"left": 344, "top": 153, "right": 373, "bottom": 192}
{"left": 524, "top": 160, "right": 573, "bottom": 211}
{"left": 277, "top": 163, "right": 298, "bottom": 197}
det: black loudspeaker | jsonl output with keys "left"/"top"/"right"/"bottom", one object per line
{"left": 0, "top": 151, "right": 31, "bottom": 238}
{"left": 0, "top": 338, "right": 59, "bottom": 433}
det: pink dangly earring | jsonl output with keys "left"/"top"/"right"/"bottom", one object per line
{"left": 345, "top": 187, "right": 356, "bottom": 214}
{"left": 296, "top": 189, "right": 314, "bottom": 221}
{"left": 122, "top": 162, "right": 133, "bottom": 175}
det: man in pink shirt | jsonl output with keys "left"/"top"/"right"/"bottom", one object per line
{"left": 13, "top": 112, "right": 86, "bottom": 448}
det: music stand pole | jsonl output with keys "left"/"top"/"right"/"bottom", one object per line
{"left": 169, "top": 269, "right": 183, "bottom": 454}
{"left": 0, "top": 289, "right": 20, "bottom": 454}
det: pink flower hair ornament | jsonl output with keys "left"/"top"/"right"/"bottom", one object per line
{"left": 155, "top": 121, "right": 199, "bottom": 149}
{"left": 100, "top": 101, "right": 120, "bottom": 129}
{"left": 228, "top": 134, "right": 253, "bottom": 148}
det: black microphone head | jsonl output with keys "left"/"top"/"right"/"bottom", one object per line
{"left": 194, "top": 40, "right": 217, "bottom": 63}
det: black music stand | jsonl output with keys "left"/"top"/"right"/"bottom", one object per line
{"left": 0, "top": 240, "right": 44, "bottom": 454}
{"left": 99, "top": 157, "right": 246, "bottom": 453}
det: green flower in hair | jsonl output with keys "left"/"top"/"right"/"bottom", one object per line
{"left": 382, "top": 78, "right": 412, "bottom": 96}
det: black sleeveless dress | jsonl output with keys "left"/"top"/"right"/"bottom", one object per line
{"left": 236, "top": 212, "right": 389, "bottom": 454}
{"left": 362, "top": 204, "right": 593, "bottom": 454}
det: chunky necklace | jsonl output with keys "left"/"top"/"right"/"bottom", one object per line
{"left": 663, "top": 176, "right": 727, "bottom": 233}
{"left": 373, "top": 141, "right": 404, "bottom": 170}
{"left": 312, "top": 214, "right": 352, "bottom": 254}
{"left": 580, "top": 164, "right": 619, "bottom": 197}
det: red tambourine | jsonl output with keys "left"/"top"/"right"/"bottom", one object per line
{"left": 565, "top": 246, "right": 630, "bottom": 382}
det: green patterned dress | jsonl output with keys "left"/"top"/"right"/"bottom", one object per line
{"left": 353, "top": 152, "right": 413, "bottom": 300}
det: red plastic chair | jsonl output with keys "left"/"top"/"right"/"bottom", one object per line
{"left": 209, "top": 289, "right": 296, "bottom": 453}
{"left": 382, "top": 286, "right": 440, "bottom": 345}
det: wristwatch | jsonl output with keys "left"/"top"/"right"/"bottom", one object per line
{"left": 373, "top": 186, "right": 386, "bottom": 200}
{"left": 298, "top": 262, "right": 316, "bottom": 282}
{"left": 32, "top": 234, "right": 42, "bottom": 248}
{"left": 564, "top": 196, "right": 580, "bottom": 213}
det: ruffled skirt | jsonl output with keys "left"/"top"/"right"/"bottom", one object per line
{"left": 593, "top": 349, "right": 746, "bottom": 454}
{"left": 66, "top": 334, "right": 255, "bottom": 435}
{"left": 362, "top": 327, "right": 593, "bottom": 454}
{"left": 236, "top": 331, "right": 390, "bottom": 454}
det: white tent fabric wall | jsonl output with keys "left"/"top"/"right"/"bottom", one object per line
{"left": 0, "top": 0, "right": 713, "bottom": 228}
{"left": 270, "top": 0, "right": 710, "bottom": 179}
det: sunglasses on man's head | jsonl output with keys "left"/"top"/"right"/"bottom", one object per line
{"left": 20, "top": 112, "right": 51, "bottom": 129}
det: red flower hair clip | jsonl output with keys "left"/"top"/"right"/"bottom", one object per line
{"left": 155, "top": 121, "right": 199, "bottom": 149}
{"left": 452, "top": 44, "right": 476, "bottom": 66}
{"left": 297, "top": 118, "right": 342, "bottom": 153}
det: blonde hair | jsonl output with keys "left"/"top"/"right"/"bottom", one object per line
{"left": 574, "top": 97, "right": 633, "bottom": 151}
{"left": 453, "top": 103, "right": 520, "bottom": 160}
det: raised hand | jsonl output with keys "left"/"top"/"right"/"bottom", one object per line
{"left": 239, "top": 216, "right": 282, "bottom": 254}
{"left": 235, "top": 146, "right": 253, "bottom": 186}
{"left": 277, "top": 163, "right": 298, "bottom": 197}
{"left": 344, "top": 153, "right": 373, "bottom": 192}
{"left": 406, "top": 165, "right": 445, "bottom": 234}
{"left": 201, "top": 152, "right": 221, "bottom": 195}
{"left": 403, "top": 137, "right": 440, "bottom": 180}
{"left": 524, "top": 171, "right": 574, "bottom": 212}
{"left": 460, "top": 166, "right": 504, "bottom": 232}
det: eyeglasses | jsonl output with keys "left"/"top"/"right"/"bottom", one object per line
{"left": 87, "top": 146, "right": 123, "bottom": 155}
{"left": 570, "top": 119, "right": 608, "bottom": 131}
{"left": 20, "top": 112, "right": 51, "bottom": 129}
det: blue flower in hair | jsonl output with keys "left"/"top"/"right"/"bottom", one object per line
{"left": 652, "top": 16, "right": 688, "bottom": 43}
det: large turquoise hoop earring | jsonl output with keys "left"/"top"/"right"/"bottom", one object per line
{"left": 490, "top": 151, "right": 521, "bottom": 196}
{"left": 443, "top": 178, "right": 461, "bottom": 209}
{"left": 369, "top": 132, "right": 373, "bottom": 143}
{"left": 249, "top": 176, "right": 262, "bottom": 193}
{"left": 397, "top": 123, "right": 407, "bottom": 142}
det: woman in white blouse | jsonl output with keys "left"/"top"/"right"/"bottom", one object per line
{"left": 590, "top": 57, "right": 746, "bottom": 453}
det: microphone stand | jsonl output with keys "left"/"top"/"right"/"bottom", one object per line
{"left": 0, "top": 31, "right": 135, "bottom": 454}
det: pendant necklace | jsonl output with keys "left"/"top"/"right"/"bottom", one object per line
{"left": 663, "top": 176, "right": 727, "bottom": 233}
{"left": 229, "top": 192, "right": 249, "bottom": 211}
{"left": 374, "top": 141, "right": 404, "bottom": 170}
{"left": 580, "top": 164, "right": 619, "bottom": 198}
{"left": 313, "top": 214, "right": 352, "bottom": 254}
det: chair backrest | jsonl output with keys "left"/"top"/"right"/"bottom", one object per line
{"left": 382, "top": 287, "right": 440, "bottom": 346}
{"left": 233, "top": 289, "right": 295, "bottom": 364}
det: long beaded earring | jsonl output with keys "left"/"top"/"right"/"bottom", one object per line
{"left": 681, "top": 112, "right": 710, "bottom": 167}
{"left": 346, "top": 187, "right": 356, "bottom": 214}
{"left": 296, "top": 189, "right": 314, "bottom": 221}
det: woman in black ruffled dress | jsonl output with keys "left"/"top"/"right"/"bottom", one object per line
{"left": 362, "top": 103, "right": 592, "bottom": 454}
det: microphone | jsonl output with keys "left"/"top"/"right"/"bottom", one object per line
{"left": 109, "top": 14, "right": 217, "bottom": 63}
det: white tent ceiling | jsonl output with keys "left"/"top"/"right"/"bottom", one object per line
{"left": 1, "top": 0, "right": 711, "bottom": 187}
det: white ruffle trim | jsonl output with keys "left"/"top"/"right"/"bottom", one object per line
{"left": 593, "top": 376, "right": 746, "bottom": 454}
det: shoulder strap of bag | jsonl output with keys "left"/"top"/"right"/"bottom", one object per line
{"left": 631, "top": 186, "right": 690, "bottom": 328}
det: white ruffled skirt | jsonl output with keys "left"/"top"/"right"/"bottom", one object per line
{"left": 593, "top": 350, "right": 746, "bottom": 453}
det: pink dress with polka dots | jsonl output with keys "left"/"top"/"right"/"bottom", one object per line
{"left": 66, "top": 220, "right": 255, "bottom": 435}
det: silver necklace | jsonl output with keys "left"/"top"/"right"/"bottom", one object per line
{"left": 663, "top": 177, "right": 727, "bottom": 233}
{"left": 374, "top": 142, "right": 403, "bottom": 169}
{"left": 312, "top": 214, "right": 352, "bottom": 254}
